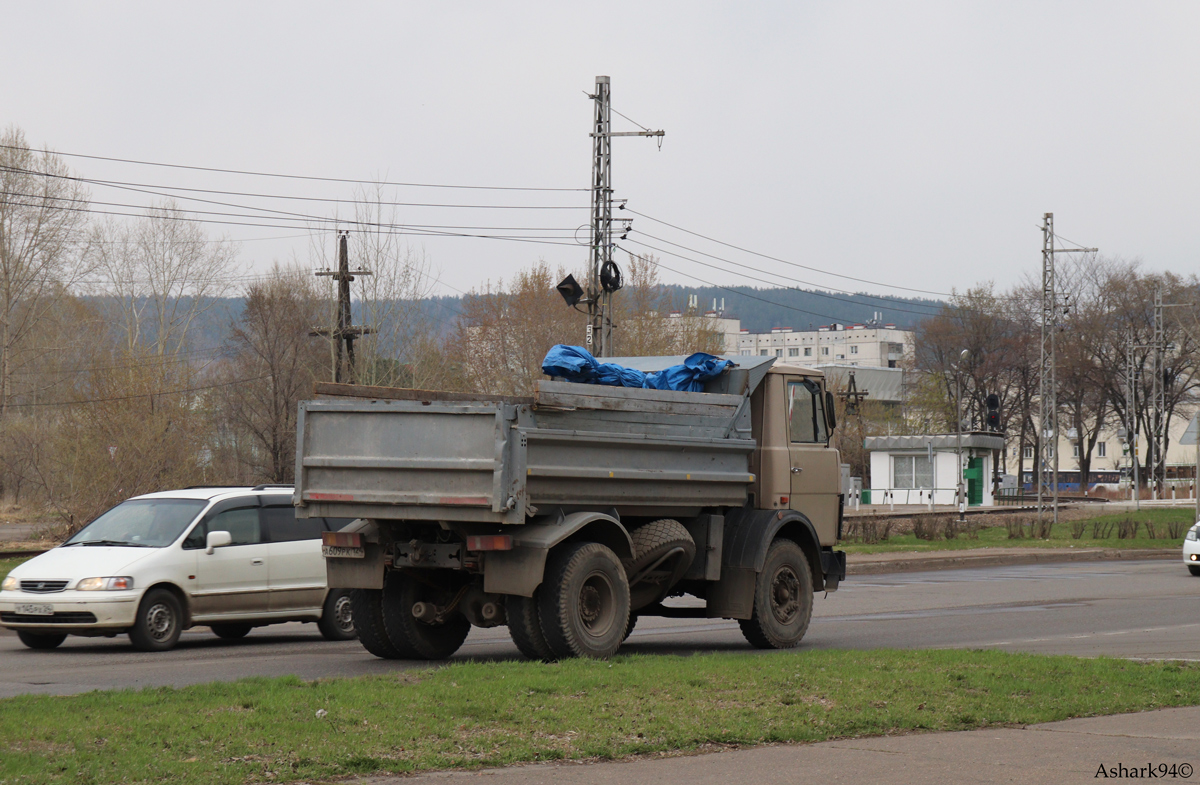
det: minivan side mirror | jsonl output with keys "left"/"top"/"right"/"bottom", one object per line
{"left": 206, "top": 530, "right": 232, "bottom": 555}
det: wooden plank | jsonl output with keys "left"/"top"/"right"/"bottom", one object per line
{"left": 534, "top": 409, "right": 732, "bottom": 438}
{"left": 535, "top": 389, "right": 737, "bottom": 418}
{"left": 314, "top": 382, "right": 532, "bottom": 405}
{"left": 536, "top": 379, "right": 743, "bottom": 408}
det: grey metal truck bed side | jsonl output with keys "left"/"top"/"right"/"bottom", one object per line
{"left": 294, "top": 380, "right": 756, "bottom": 523}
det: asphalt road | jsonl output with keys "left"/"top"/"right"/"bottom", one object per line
{"left": 2, "top": 558, "right": 1197, "bottom": 698}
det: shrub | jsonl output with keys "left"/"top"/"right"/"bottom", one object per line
{"left": 912, "top": 516, "right": 942, "bottom": 541}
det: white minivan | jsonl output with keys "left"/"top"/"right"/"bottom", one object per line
{"left": 0, "top": 486, "right": 356, "bottom": 651}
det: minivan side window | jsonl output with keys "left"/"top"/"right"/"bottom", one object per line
{"left": 262, "top": 506, "right": 326, "bottom": 542}
{"left": 182, "top": 507, "right": 261, "bottom": 549}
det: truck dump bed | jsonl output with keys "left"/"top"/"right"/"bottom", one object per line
{"left": 294, "top": 380, "right": 756, "bottom": 524}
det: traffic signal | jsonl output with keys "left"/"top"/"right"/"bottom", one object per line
{"left": 985, "top": 393, "right": 1001, "bottom": 431}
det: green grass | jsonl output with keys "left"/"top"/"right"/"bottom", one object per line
{"left": 2, "top": 650, "right": 1200, "bottom": 784}
{"left": 0, "top": 556, "right": 32, "bottom": 583}
{"left": 842, "top": 508, "right": 1194, "bottom": 554}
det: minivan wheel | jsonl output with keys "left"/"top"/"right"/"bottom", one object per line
{"left": 129, "top": 588, "right": 184, "bottom": 652}
{"left": 318, "top": 589, "right": 357, "bottom": 641}
{"left": 16, "top": 630, "right": 67, "bottom": 650}
{"left": 210, "top": 623, "right": 253, "bottom": 640}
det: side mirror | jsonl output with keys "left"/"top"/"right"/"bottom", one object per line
{"left": 205, "top": 530, "right": 232, "bottom": 555}
{"left": 825, "top": 391, "right": 837, "bottom": 432}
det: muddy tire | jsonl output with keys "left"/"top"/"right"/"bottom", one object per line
{"left": 738, "top": 539, "right": 813, "bottom": 650}
{"left": 381, "top": 571, "right": 471, "bottom": 660}
{"left": 129, "top": 588, "right": 183, "bottom": 652}
{"left": 349, "top": 587, "right": 405, "bottom": 659}
{"left": 538, "top": 542, "right": 630, "bottom": 659}
{"left": 210, "top": 623, "right": 253, "bottom": 640}
{"left": 16, "top": 631, "right": 67, "bottom": 650}
{"left": 506, "top": 590, "right": 556, "bottom": 661}
{"left": 622, "top": 613, "right": 637, "bottom": 642}
{"left": 626, "top": 519, "right": 695, "bottom": 611}
{"left": 318, "top": 589, "right": 357, "bottom": 641}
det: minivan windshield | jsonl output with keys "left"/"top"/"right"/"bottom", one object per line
{"left": 64, "top": 498, "right": 208, "bottom": 548}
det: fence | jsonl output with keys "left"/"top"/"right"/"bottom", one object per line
{"left": 850, "top": 487, "right": 964, "bottom": 512}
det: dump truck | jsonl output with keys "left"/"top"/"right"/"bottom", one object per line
{"left": 295, "top": 354, "right": 846, "bottom": 660}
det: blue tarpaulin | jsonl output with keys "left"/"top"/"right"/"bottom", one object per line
{"left": 541, "top": 345, "right": 731, "bottom": 392}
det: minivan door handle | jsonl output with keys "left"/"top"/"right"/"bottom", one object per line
{"left": 251, "top": 558, "right": 265, "bottom": 566}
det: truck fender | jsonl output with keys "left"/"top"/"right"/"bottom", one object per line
{"left": 324, "top": 518, "right": 386, "bottom": 590}
{"left": 483, "top": 511, "right": 633, "bottom": 598}
{"left": 722, "top": 509, "right": 826, "bottom": 592}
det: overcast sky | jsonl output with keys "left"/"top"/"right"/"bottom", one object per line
{"left": 5, "top": 1, "right": 1199, "bottom": 304}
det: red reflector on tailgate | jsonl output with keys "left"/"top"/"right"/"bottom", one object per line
{"left": 322, "top": 531, "right": 362, "bottom": 548}
{"left": 466, "top": 535, "right": 513, "bottom": 551}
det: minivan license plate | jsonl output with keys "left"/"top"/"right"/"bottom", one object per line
{"left": 322, "top": 545, "right": 364, "bottom": 559}
{"left": 16, "top": 604, "right": 53, "bottom": 616}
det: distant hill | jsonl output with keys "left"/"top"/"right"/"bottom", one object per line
{"left": 660, "top": 284, "right": 943, "bottom": 332}
{"left": 114, "top": 286, "right": 942, "bottom": 353}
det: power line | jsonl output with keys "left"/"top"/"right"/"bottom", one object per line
{"left": 614, "top": 244, "right": 847, "bottom": 323}
{"left": 0, "top": 192, "right": 586, "bottom": 249}
{"left": 625, "top": 233, "right": 946, "bottom": 316}
{"left": 0, "top": 144, "right": 587, "bottom": 192}
{"left": 623, "top": 236, "right": 947, "bottom": 318}
{"left": 5, "top": 374, "right": 272, "bottom": 408}
{"left": 624, "top": 207, "right": 955, "bottom": 297}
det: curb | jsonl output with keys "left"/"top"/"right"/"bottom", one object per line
{"left": 0, "top": 550, "right": 46, "bottom": 559}
{"left": 847, "top": 547, "right": 1179, "bottom": 575}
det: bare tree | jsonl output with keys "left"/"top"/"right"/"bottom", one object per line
{"left": 0, "top": 126, "right": 92, "bottom": 420}
{"left": 215, "top": 265, "right": 325, "bottom": 482}
{"left": 93, "top": 201, "right": 238, "bottom": 364}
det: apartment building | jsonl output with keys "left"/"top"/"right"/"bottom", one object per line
{"left": 736, "top": 322, "right": 912, "bottom": 369}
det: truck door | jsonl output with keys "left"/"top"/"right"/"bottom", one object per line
{"left": 785, "top": 377, "right": 841, "bottom": 545}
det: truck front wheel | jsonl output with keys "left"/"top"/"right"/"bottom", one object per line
{"left": 538, "top": 542, "right": 630, "bottom": 659}
{"left": 738, "top": 539, "right": 813, "bottom": 650}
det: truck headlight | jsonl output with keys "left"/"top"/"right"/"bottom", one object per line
{"left": 76, "top": 577, "right": 134, "bottom": 591}
{"left": 1, "top": 576, "right": 16, "bottom": 592}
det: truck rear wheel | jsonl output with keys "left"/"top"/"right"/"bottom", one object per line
{"left": 349, "top": 588, "right": 405, "bottom": 659}
{"left": 738, "top": 539, "right": 813, "bottom": 650}
{"left": 381, "top": 571, "right": 470, "bottom": 660}
{"left": 506, "top": 590, "right": 556, "bottom": 661}
{"left": 538, "top": 542, "right": 630, "bottom": 659}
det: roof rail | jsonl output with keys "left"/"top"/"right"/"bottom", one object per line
{"left": 253, "top": 484, "right": 294, "bottom": 491}
{"left": 183, "top": 485, "right": 247, "bottom": 490}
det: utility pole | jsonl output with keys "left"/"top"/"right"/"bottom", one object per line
{"left": 1148, "top": 287, "right": 1190, "bottom": 499}
{"left": 313, "top": 230, "right": 372, "bottom": 384}
{"left": 586, "top": 76, "right": 663, "bottom": 357}
{"left": 1126, "top": 329, "right": 1142, "bottom": 509}
{"left": 1037, "top": 213, "right": 1096, "bottom": 529}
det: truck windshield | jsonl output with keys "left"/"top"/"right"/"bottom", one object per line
{"left": 64, "top": 499, "right": 208, "bottom": 548}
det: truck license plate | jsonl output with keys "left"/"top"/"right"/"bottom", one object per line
{"left": 322, "top": 545, "right": 364, "bottom": 559}
{"left": 16, "top": 604, "right": 53, "bottom": 616}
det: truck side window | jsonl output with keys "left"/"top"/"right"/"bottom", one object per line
{"left": 788, "top": 379, "right": 828, "bottom": 444}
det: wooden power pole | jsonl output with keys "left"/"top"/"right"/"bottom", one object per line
{"left": 313, "top": 230, "right": 372, "bottom": 383}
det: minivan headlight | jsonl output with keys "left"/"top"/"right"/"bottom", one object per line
{"left": 76, "top": 577, "right": 134, "bottom": 591}
{"left": 1, "top": 576, "right": 16, "bottom": 592}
